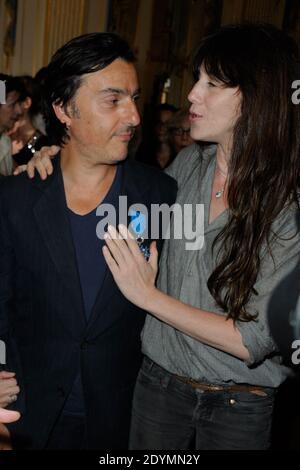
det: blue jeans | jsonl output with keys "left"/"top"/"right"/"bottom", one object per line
{"left": 129, "top": 357, "right": 275, "bottom": 450}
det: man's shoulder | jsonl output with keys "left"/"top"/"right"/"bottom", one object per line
{"left": 125, "top": 158, "right": 177, "bottom": 190}
{"left": 126, "top": 160, "right": 177, "bottom": 191}
{"left": 0, "top": 171, "right": 39, "bottom": 192}
{"left": 0, "top": 162, "right": 60, "bottom": 210}
{"left": 123, "top": 159, "right": 177, "bottom": 208}
{"left": 0, "top": 155, "right": 60, "bottom": 194}
{"left": 0, "top": 172, "right": 26, "bottom": 192}
{"left": 0, "top": 173, "right": 37, "bottom": 211}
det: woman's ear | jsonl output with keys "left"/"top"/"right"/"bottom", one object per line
{"left": 52, "top": 102, "right": 71, "bottom": 127}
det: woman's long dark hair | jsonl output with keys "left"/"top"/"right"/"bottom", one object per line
{"left": 193, "top": 24, "right": 300, "bottom": 322}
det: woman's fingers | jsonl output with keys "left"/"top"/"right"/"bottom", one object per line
{"left": 13, "top": 165, "right": 27, "bottom": 175}
{"left": 104, "top": 226, "right": 128, "bottom": 266}
{"left": 0, "top": 372, "right": 15, "bottom": 379}
{"left": 0, "top": 379, "right": 20, "bottom": 408}
{"left": 5, "top": 384, "right": 20, "bottom": 396}
{"left": 0, "top": 408, "right": 20, "bottom": 423}
{"left": 0, "top": 377, "right": 19, "bottom": 395}
{"left": 39, "top": 145, "right": 60, "bottom": 176}
{"left": 118, "top": 224, "right": 143, "bottom": 259}
{"left": 102, "top": 245, "right": 119, "bottom": 276}
{"left": 14, "top": 145, "right": 60, "bottom": 179}
{"left": 0, "top": 377, "right": 17, "bottom": 388}
{"left": 27, "top": 156, "right": 47, "bottom": 179}
{"left": 149, "top": 241, "right": 158, "bottom": 271}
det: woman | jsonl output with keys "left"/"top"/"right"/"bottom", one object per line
{"left": 8, "top": 76, "right": 49, "bottom": 166}
{"left": 102, "top": 24, "right": 300, "bottom": 450}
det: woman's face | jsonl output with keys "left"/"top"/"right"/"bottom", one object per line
{"left": 188, "top": 65, "right": 242, "bottom": 148}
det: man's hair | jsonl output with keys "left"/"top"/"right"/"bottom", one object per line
{"left": 42, "top": 32, "right": 135, "bottom": 145}
{"left": 0, "top": 73, "right": 26, "bottom": 104}
{"left": 15, "top": 75, "right": 43, "bottom": 118}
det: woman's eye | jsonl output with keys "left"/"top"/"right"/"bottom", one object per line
{"left": 207, "top": 81, "right": 217, "bottom": 87}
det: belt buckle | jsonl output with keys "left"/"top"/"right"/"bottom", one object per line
{"left": 209, "top": 384, "right": 224, "bottom": 392}
{"left": 191, "top": 380, "right": 223, "bottom": 392}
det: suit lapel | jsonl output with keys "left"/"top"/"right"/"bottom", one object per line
{"left": 33, "top": 157, "right": 86, "bottom": 338}
{"left": 85, "top": 159, "right": 151, "bottom": 337}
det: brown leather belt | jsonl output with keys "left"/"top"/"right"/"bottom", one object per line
{"left": 174, "top": 375, "right": 268, "bottom": 397}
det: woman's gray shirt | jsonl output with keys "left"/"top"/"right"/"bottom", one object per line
{"left": 141, "top": 144, "right": 300, "bottom": 387}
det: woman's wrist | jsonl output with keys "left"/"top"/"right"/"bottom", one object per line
{"left": 143, "top": 285, "right": 160, "bottom": 312}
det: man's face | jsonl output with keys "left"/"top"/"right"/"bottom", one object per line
{"left": 62, "top": 59, "right": 141, "bottom": 164}
{"left": 0, "top": 91, "right": 23, "bottom": 134}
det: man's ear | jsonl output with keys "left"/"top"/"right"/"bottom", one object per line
{"left": 52, "top": 102, "right": 71, "bottom": 127}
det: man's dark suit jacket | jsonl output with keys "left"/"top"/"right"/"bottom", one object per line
{"left": 0, "top": 156, "right": 177, "bottom": 449}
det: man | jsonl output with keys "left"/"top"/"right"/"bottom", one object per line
{"left": 0, "top": 74, "right": 24, "bottom": 175}
{"left": 0, "top": 77, "right": 22, "bottom": 430}
{"left": 0, "top": 33, "right": 177, "bottom": 449}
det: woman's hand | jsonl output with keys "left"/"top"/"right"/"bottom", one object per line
{"left": 103, "top": 224, "right": 158, "bottom": 309}
{"left": 11, "top": 138, "right": 24, "bottom": 156}
{"left": 13, "top": 145, "right": 60, "bottom": 179}
{"left": 0, "top": 408, "right": 20, "bottom": 424}
{"left": 0, "top": 371, "right": 20, "bottom": 408}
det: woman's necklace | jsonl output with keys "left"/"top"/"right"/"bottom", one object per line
{"left": 215, "top": 188, "right": 224, "bottom": 199}
{"left": 215, "top": 164, "right": 227, "bottom": 198}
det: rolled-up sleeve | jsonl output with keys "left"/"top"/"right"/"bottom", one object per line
{"left": 237, "top": 209, "right": 300, "bottom": 366}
